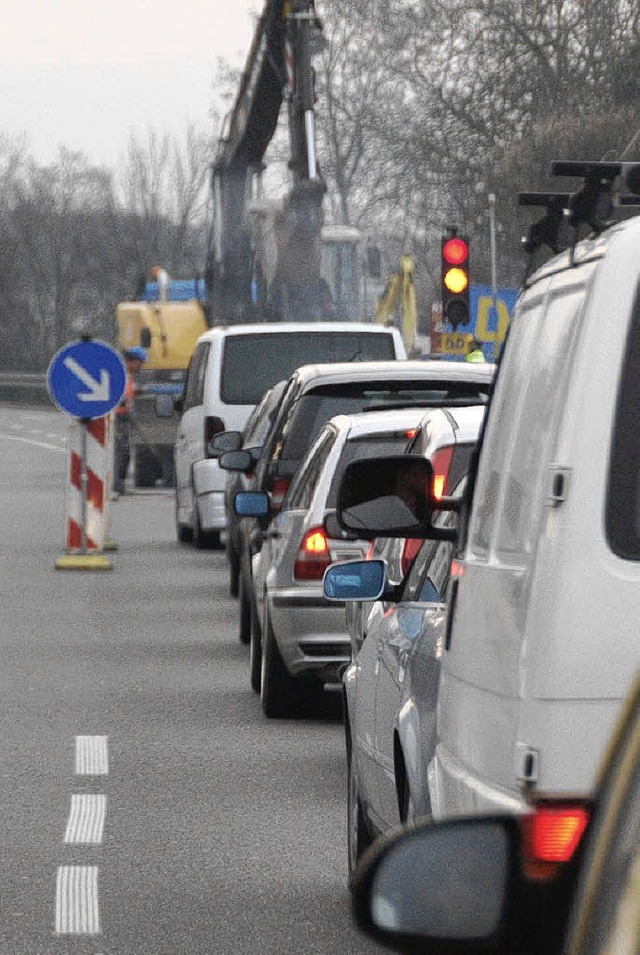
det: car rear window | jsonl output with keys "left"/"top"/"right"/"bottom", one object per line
{"left": 327, "top": 434, "right": 413, "bottom": 506}
{"left": 220, "top": 332, "right": 396, "bottom": 404}
{"left": 281, "top": 380, "right": 491, "bottom": 464}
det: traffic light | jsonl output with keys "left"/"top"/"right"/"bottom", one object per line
{"left": 441, "top": 231, "right": 470, "bottom": 329}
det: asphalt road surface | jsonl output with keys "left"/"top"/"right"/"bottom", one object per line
{"left": 0, "top": 405, "right": 386, "bottom": 955}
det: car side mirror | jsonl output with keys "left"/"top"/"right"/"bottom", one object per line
{"left": 323, "top": 559, "right": 386, "bottom": 602}
{"left": 352, "top": 816, "right": 522, "bottom": 953}
{"left": 325, "top": 511, "right": 359, "bottom": 541}
{"left": 336, "top": 456, "right": 459, "bottom": 542}
{"left": 220, "top": 449, "right": 254, "bottom": 473}
{"left": 209, "top": 431, "right": 243, "bottom": 458}
{"left": 234, "top": 491, "right": 270, "bottom": 517}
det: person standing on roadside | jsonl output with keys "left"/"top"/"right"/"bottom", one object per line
{"left": 464, "top": 338, "right": 486, "bottom": 363}
{"left": 113, "top": 346, "right": 147, "bottom": 497}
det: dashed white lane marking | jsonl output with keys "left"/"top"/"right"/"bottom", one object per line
{"left": 55, "top": 865, "right": 100, "bottom": 935}
{"left": 64, "top": 795, "right": 107, "bottom": 844}
{"left": 0, "top": 432, "right": 64, "bottom": 451}
{"left": 75, "top": 736, "right": 109, "bottom": 775}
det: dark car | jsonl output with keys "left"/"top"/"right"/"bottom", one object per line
{"left": 224, "top": 379, "right": 288, "bottom": 601}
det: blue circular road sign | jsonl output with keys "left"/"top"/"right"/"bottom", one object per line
{"left": 47, "top": 339, "right": 127, "bottom": 419}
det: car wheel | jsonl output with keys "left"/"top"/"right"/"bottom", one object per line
{"left": 347, "top": 738, "right": 372, "bottom": 886}
{"left": 249, "top": 601, "right": 262, "bottom": 694}
{"left": 175, "top": 494, "right": 193, "bottom": 543}
{"left": 227, "top": 540, "right": 240, "bottom": 598}
{"left": 192, "top": 506, "right": 221, "bottom": 550}
{"left": 260, "top": 608, "right": 304, "bottom": 719}
{"left": 238, "top": 568, "right": 251, "bottom": 645}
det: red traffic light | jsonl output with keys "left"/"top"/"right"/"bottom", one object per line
{"left": 442, "top": 237, "right": 469, "bottom": 266}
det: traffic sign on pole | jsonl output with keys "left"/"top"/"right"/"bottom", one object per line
{"left": 47, "top": 339, "right": 126, "bottom": 419}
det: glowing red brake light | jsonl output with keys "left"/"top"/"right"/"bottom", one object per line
{"left": 401, "top": 537, "right": 422, "bottom": 576}
{"left": 430, "top": 446, "right": 454, "bottom": 500}
{"left": 294, "top": 526, "right": 331, "bottom": 580}
{"left": 522, "top": 804, "right": 590, "bottom": 868}
{"left": 405, "top": 428, "right": 418, "bottom": 439}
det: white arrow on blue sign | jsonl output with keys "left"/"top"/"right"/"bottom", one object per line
{"left": 47, "top": 339, "right": 127, "bottom": 419}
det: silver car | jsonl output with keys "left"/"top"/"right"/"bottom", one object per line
{"left": 252, "top": 407, "right": 427, "bottom": 718}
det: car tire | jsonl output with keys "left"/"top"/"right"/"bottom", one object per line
{"left": 249, "top": 602, "right": 262, "bottom": 694}
{"left": 175, "top": 494, "right": 193, "bottom": 543}
{"left": 260, "top": 608, "right": 304, "bottom": 719}
{"left": 238, "top": 568, "right": 251, "bottom": 645}
{"left": 192, "top": 506, "right": 221, "bottom": 550}
{"left": 227, "top": 540, "right": 240, "bottom": 598}
{"left": 347, "top": 736, "right": 372, "bottom": 887}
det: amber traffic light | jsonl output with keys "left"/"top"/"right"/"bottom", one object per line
{"left": 441, "top": 233, "right": 470, "bottom": 328}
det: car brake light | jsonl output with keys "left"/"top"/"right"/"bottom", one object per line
{"left": 450, "top": 559, "right": 465, "bottom": 579}
{"left": 430, "top": 445, "right": 454, "bottom": 500}
{"left": 271, "top": 477, "right": 290, "bottom": 507}
{"left": 365, "top": 541, "right": 375, "bottom": 560}
{"left": 294, "top": 526, "right": 331, "bottom": 580}
{"left": 205, "top": 416, "right": 225, "bottom": 459}
{"left": 405, "top": 428, "right": 417, "bottom": 439}
{"left": 401, "top": 537, "right": 422, "bottom": 576}
{"left": 521, "top": 804, "right": 590, "bottom": 878}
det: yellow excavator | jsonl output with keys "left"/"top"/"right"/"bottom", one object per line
{"left": 375, "top": 255, "right": 417, "bottom": 354}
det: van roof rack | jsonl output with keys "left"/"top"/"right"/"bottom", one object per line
{"left": 518, "top": 160, "right": 640, "bottom": 282}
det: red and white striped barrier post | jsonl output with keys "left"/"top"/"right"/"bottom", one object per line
{"left": 56, "top": 416, "right": 113, "bottom": 571}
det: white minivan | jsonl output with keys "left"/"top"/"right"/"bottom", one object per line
{"left": 427, "top": 212, "right": 640, "bottom": 846}
{"left": 174, "top": 322, "right": 406, "bottom": 547}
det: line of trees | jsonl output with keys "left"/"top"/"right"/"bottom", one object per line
{"left": 2, "top": 0, "right": 638, "bottom": 369}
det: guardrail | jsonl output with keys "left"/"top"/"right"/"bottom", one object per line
{"left": 0, "top": 371, "right": 49, "bottom": 404}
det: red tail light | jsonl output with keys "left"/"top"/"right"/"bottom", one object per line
{"left": 405, "top": 428, "right": 418, "bottom": 439}
{"left": 294, "top": 526, "right": 331, "bottom": 580}
{"left": 401, "top": 537, "right": 422, "bottom": 576}
{"left": 430, "top": 445, "right": 454, "bottom": 500}
{"left": 205, "top": 416, "right": 225, "bottom": 458}
{"left": 271, "top": 477, "right": 290, "bottom": 508}
{"left": 365, "top": 541, "right": 376, "bottom": 560}
{"left": 521, "top": 804, "right": 590, "bottom": 878}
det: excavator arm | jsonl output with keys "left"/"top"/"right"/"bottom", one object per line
{"left": 209, "top": 0, "right": 327, "bottom": 324}
{"left": 375, "top": 255, "right": 417, "bottom": 353}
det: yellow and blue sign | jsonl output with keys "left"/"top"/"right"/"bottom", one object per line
{"left": 433, "top": 285, "right": 519, "bottom": 361}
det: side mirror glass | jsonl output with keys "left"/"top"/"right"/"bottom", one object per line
{"left": 338, "top": 456, "right": 434, "bottom": 537}
{"left": 155, "top": 394, "right": 175, "bottom": 418}
{"left": 323, "top": 559, "right": 386, "bottom": 602}
{"left": 325, "top": 511, "right": 359, "bottom": 541}
{"left": 220, "top": 449, "right": 254, "bottom": 473}
{"left": 235, "top": 491, "right": 270, "bottom": 517}
{"left": 353, "top": 817, "right": 519, "bottom": 952}
{"left": 209, "top": 431, "right": 243, "bottom": 457}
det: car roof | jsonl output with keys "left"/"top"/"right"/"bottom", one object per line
{"left": 326, "top": 407, "right": 426, "bottom": 439}
{"left": 194, "top": 322, "right": 402, "bottom": 343}
{"left": 291, "top": 359, "right": 496, "bottom": 390}
{"left": 416, "top": 403, "right": 486, "bottom": 445}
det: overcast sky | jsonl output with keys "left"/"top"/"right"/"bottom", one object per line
{"left": 1, "top": 0, "right": 262, "bottom": 168}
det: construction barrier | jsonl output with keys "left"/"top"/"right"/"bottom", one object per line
{"left": 56, "top": 416, "right": 113, "bottom": 571}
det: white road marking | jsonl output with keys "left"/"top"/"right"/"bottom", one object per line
{"left": 64, "top": 795, "right": 107, "bottom": 844}
{"left": 75, "top": 736, "right": 109, "bottom": 775}
{"left": 55, "top": 865, "right": 100, "bottom": 934}
{"left": 0, "top": 431, "right": 64, "bottom": 451}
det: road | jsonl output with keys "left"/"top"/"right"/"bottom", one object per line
{"left": 0, "top": 405, "right": 385, "bottom": 954}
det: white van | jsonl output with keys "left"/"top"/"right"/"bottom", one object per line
{"left": 174, "top": 322, "right": 406, "bottom": 547}
{"left": 428, "top": 212, "right": 640, "bottom": 841}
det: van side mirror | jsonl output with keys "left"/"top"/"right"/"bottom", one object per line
{"left": 209, "top": 431, "right": 243, "bottom": 457}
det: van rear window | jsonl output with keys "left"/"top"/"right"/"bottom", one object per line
{"left": 607, "top": 285, "right": 640, "bottom": 559}
{"left": 220, "top": 332, "right": 396, "bottom": 405}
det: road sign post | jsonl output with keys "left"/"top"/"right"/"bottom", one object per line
{"left": 47, "top": 339, "right": 126, "bottom": 571}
